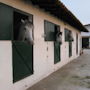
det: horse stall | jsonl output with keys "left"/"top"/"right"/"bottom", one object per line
{"left": 0, "top": 3, "right": 34, "bottom": 90}
{"left": 0, "top": 0, "right": 88, "bottom": 90}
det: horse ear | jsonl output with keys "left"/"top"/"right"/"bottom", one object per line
{"left": 21, "top": 19, "right": 25, "bottom": 24}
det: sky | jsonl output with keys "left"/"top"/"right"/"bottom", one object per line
{"left": 60, "top": 0, "right": 90, "bottom": 25}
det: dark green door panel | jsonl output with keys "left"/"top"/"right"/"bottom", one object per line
{"left": 0, "top": 3, "right": 34, "bottom": 82}
{"left": 13, "top": 42, "right": 33, "bottom": 82}
{"left": 0, "top": 4, "right": 13, "bottom": 40}
{"left": 82, "top": 38, "right": 89, "bottom": 48}
{"left": 65, "top": 29, "right": 70, "bottom": 42}
{"left": 69, "top": 42, "right": 72, "bottom": 57}
{"left": 76, "top": 33, "right": 78, "bottom": 54}
{"left": 54, "top": 42, "right": 60, "bottom": 64}
{"left": 44, "top": 21, "right": 55, "bottom": 41}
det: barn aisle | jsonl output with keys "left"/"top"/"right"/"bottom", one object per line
{"left": 27, "top": 49, "right": 90, "bottom": 90}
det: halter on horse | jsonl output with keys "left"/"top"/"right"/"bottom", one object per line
{"left": 18, "top": 18, "right": 34, "bottom": 45}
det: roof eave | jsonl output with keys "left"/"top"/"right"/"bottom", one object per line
{"left": 30, "top": 0, "right": 88, "bottom": 32}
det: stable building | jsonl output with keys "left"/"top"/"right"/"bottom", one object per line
{"left": 81, "top": 24, "right": 90, "bottom": 48}
{"left": 0, "top": 0, "right": 88, "bottom": 90}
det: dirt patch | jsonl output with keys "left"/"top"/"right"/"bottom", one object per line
{"left": 69, "top": 75, "right": 90, "bottom": 89}
{"left": 80, "top": 64, "right": 87, "bottom": 68}
{"left": 84, "top": 76, "right": 90, "bottom": 79}
{"left": 71, "top": 75, "right": 81, "bottom": 79}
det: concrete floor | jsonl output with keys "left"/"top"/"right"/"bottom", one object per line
{"left": 27, "top": 49, "right": 90, "bottom": 90}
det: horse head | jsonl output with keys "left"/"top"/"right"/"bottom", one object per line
{"left": 18, "top": 18, "right": 34, "bottom": 45}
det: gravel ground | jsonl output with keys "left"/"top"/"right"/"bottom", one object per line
{"left": 27, "top": 49, "right": 90, "bottom": 90}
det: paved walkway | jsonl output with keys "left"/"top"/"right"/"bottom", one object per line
{"left": 27, "top": 49, "right": 90, "bottom": 90}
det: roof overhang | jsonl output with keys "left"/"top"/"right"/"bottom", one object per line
{"left": 84, "top": 24, "right": 90, "bottom": 27}
{"left": 29, "top": 0, "right": 88, "bottom": 32}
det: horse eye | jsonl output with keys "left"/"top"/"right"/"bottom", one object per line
{"left": 24, "top": 27, "right": 26, "bottom": 30}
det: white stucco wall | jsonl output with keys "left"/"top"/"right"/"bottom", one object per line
{"left": 81, "top": 32, "right": 90, "bottom": 37}
{"left": 0, "top": 0, "right": 81, "bottom": 90}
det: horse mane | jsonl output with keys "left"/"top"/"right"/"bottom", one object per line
{"left": 24, "top": 19, "right": 33, "bottom": 27}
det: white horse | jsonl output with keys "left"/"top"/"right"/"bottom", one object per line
{"left": 55, "top": 27, "right": 62, "bottom": 44}
{"left": 18, "top": 18, "right": 34, "bottom": 45}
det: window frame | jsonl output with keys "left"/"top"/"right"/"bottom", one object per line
{"left": 44, "top": 20, "right": 60, "bottom": 42}
{"left": 64, "top": 28, "right": 73, "bottom": 42}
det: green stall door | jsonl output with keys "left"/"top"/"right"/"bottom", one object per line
{"left": 54, "top": 42, "right": 61, "bottom": 64}
{"left": 69, "top": 42, "right": 72, "bottom": 57}
{"left": 0, "top": 4, "right": 13, "bottom": 40}
{"left": 13, "top": 42, "right": 33, "bottom": 82}
{"left": 44, "top": 20, "right": 55, "bottom": 41}
{"left": 76, "top": 33, "right": 78, "bottom": 54}
{"left": 0, "top": 3, "right": 34, "bottom": 82}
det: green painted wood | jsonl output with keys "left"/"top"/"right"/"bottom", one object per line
{"left": 0, "top": 3, "right": 34, "bottom": 82}
{"left": 0, "top": 4, "right": 13, "bottom": 40}
{"left": 65, "top": 29, "right": 73, "bottom": 42}
{"left": 82, "top": 38, "right": 89, "bottom": 48}
{"left": 76, "top": 33, "right": 78, "bottom": 54}
{"left": 54, "top": 42, "right": 60, "bottom": 64}
{"left": 13, "top": 42, "right": 33, "bottom": 82}
{"left": 65, "top": 29, "right": 70, "bottom": 42}
{"left": 44, "top": 21, "right": 55, "bottom": 41}
{"left": 69, "top": 42, "right": 72, "bottom": 57}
